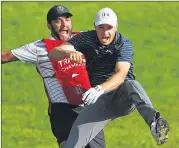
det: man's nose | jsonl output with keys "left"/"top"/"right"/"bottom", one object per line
{"left": 103, "top": 30, "right": 109, "bottom": 35}
{"left": 61, "top": 20, "right": 67, "bottom": 26}
{"left": 61, "top": 21, "right": 65, "bottom": 26}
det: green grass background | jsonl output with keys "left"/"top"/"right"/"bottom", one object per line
{"left": 2, "top": 2, "right": 179, "bottom": 148}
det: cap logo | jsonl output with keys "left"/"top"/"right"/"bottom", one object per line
{"left": 57, "top": 6, "right": 64, "bottom": 11}
{"left": 102, "top": 12, "right": 110, "bottom": 18}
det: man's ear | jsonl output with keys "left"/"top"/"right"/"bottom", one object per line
{"left": 47, "top": 23, "right": 51, "bottom": 30}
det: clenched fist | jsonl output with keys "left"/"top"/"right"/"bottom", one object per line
{"left": 66, "top": 50, "right": 85, "bottom": 64}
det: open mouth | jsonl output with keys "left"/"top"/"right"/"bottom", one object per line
{"left": 102, "top": 36, "right": 110, "bottom": 42}
{"left": 60, "top": 29, "right": 68, "bottom": 34}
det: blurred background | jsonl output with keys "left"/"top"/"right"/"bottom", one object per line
{"left": 2, "top": 2, "right": 179, "bottom": 148}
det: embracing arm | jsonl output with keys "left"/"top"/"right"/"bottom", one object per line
{"left": 100, "top": 61, "right": 130, "bottom": 92}
{"left": 49, "top": 42, "right": 73, "bottom": 60}
{"left": 1, "top": 51, "right": 19, "bottom": 64}
{"left": 49, "top": 42, "right": 83, "bottom": 64}
{"left": 49, "top": 32, "right": 85, "bottom": 63}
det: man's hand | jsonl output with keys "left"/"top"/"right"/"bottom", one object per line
{"left": 66, "top": 50, "right": 84, "bottom": 64}
{"left": 82, "top": 85, "right": 105, "bottom": 105}
{"left": 1, "top": 51, "right": 19, "bottom": 64}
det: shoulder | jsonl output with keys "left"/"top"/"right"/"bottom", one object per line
{"left": 19, "top": 40, "right": 46, "bottom": 53}
{"left": 81, "top": 30, "right": 97, "bottom": 42}
{"left": 121, "top": 36, "right": 132, "bottom": 45}
{"left": 120, "top": 35, "right": 133, "bottom": 52}
{"left": 114, "top": 33, "right": 133, "bottom": 54}
{"left": 84, "top": 30, "right": 96, "bottom": 36}
{"left": 115, "top": 32, "right": 132, "bottom": 44}
{"left": 77, "top": 30, "right": 96, "bottom": 37}
{"left": 70, "top": 30, "right": 96, "bottom": 43}
{"left": 34, "top": 40, "right": 46, "bottom": 48}
{"left": 27, "top": 40, "right": 46, "bottom": 52}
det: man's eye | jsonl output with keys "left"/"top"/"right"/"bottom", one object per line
{"left": 55, "top": 20, "right": 61, "bottom": 23}
{"left": 108, "top": 26, "right": 113, "bottom": 30}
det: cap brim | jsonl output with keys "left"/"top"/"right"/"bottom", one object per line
{"left": 48, "top": 12, "right": 73, "bottom": 23}
{"left": 95, "top": 20, "right": 117, "bottom": 27}
{"left": 60, "top": 12, "right": 73, "bottom": 17}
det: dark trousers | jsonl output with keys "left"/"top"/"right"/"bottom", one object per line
{"left": 64, "top": 80, "right": 160, "bottom": 148}
{"left": 49, "top": 103, "right": 106, "bottom": 148}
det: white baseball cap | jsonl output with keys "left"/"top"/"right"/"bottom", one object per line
{"left": 94, "top": 8, "right": 118, "bottom": 27}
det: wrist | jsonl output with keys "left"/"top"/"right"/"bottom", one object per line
{"left": 94, "top": 85, "right": 105, "bottom": 94}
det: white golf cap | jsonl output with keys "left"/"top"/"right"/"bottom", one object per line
{"left": 94, "top": 8, "right": 117, "bottom": 27}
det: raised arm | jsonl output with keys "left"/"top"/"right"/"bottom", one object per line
{"left": 1, "top": 42, "right": 38, "bottom": 65}
{"left": 1, "top": 51, "right": 19, "bottom": 64}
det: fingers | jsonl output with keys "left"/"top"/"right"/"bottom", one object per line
{"left": 84, "top": 93, "right": 95, "bottom": 105}
{"left": 87, "top": 96, "right": 96, "bottom": 105}
{"left": 82, "top": 88, "right": 99, "bottom": 105}
{"left": 69, "top": 51, "right": 83, "bottom": 64}
{"left": 76, "top": 52, "right": 83, "bottom": 64}
{"left": 84, "top": 95, "right": 97, "bottom": 105}
{"left": 82, "top": 89, "right": 93, "bottom": 101}
{"left": 91, "top": 96, "right": 99, "bottom": 104}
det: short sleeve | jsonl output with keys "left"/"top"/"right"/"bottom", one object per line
{"left": 116, "top": 40, "right": 134, "bottom": 63}
{"left": 11, "top": 42, "right": 38, "bottom": 64}
{"left": 68, "top": 33, "right": 84, "bottom": 52}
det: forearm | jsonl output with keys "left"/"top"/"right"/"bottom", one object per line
{"left": 1, "top": 51, "right": 18, "bottom": 64}
{"left": 82, "top": 72, "right": 125, "bottom": 105}
{"left": 49, "top": 42, "right": 75, "bottom": 61}
{"left": 49, "top": 47, "right": 69, "bottom": 61}
{"left": 100, "top": 72, "right": 125, "bottom": 92}
{"left": 100, "top": 61, "right": 130, "bottom": 92}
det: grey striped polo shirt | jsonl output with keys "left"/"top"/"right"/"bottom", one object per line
{"left": 11, "top": 36, "right": 69, "bottom": 103}
{"left": 68, "top": 30, "right": 135, "bottom": 87}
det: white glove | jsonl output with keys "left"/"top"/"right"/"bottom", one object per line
{"left": 82, "top": 85, "right": 105, "bottom": 105}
